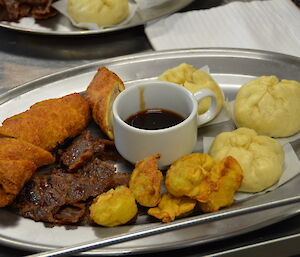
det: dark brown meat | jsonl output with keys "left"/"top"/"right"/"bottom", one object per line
{"left": 13, "top": 158, "right": 116, "bottom": 225}
{"left": 60, "top": 130, "right": 105, "bottom": 171}
{"left": 59, "top": 130, "right": 117, "bottom": 171}
{"left": 0, "top": 0, "right": 57, "bottom": 21}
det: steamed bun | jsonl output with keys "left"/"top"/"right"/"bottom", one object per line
{"left": 234, "top": 76, "right": 300, "bottom": 137}
{"left": 209, "top": 128, "right": 284, "bottom": 193}
{"left": 67, "top": 0, "right": 129, "bottom": 26}
{"left": 159, "top": 63, "right": 224, "bottom": 115}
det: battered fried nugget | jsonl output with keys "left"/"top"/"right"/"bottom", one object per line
{"left": 89, "top": 186, "right": 137, "bottom": 227}
{"left": 148, "top": 193, "right": 196, "bottom": 223}
{"left": 0, "top": 138, "right": 55, "bottom": 167}
{"left": 0, "top": 93, "right": 90, "bottom": 151}
{"left": 0, "top": 160, "right": 36, "bottom": 207}
{"left": 85, "top": 66, "right": 125, "bottom": 139}
{"left": 129, "top": 154, "right": 163, "bottom": 207}
{"left": 199, "top": 156, "right": 243, "bottom": 212}
{"left": 165, "top": 153, "right": 216, "bottom": 202}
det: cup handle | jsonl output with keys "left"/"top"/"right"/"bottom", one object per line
{"left": 194, "top": 89, "right": 218, "bottom": 127}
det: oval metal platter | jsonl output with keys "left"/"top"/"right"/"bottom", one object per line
{"left": 0, "top": 0, "right": 193, "bottom": 35}
{"left": 0, "top": 48, "right": 299, "bottom": 255}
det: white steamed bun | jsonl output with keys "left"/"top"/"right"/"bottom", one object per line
{"left": 209, "top": 127, "right": 284, "bottom": 193}
{"left": 158, "top": 63, "right": 224, "bottom": 115}
{"left": 234, "top": 76, "right": 300, "bottom": 138}
{"left": 67, "top": 0, "right": 129, "bottom": 26}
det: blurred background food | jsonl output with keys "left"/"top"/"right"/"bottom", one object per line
{"left": 67, "top": 0, "right": 129, "bottom": 26}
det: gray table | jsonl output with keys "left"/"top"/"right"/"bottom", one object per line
{"left": 1, "top": 1, "right": 300, "bottom": 256}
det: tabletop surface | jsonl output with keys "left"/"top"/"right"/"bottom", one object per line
{"left": 0, "top": 1, "right": 300, "bottom": 256}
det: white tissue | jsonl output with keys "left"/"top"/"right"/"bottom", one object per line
{"left": 145, "top": 0, "right": 300, "bottom": 57}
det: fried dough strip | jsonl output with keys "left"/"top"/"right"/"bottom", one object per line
{"left": 0, "top": 160, "right": 36, "bottom": 207}
{"left": 0, "top": 93, "right": 90, "bottom": 151}
{"left": 0, "top": 137, "right": 55, "bottom": 167}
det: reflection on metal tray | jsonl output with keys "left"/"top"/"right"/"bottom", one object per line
{"left": 0, "top": 0, "right": 194, "bottom": 35}
{"left": 0, "top": 49, "right": 299, "bottom": 255}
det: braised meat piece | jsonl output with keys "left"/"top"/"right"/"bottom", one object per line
{"left": 13, "top": 158, "right": 116, "bottom": 225}
{"left": 0, "top": 0, "right": 57, "bottom": 21}
{"left": 60, "top": 130, "right": 104, "bottom": 171}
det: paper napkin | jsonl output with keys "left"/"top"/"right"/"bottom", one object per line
{"left": 145, "top": 0, "right": 300, "bottom": 57}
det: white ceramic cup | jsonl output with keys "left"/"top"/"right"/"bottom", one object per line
{"left": 113, "top": 81, "right": 218, "bottom": 168}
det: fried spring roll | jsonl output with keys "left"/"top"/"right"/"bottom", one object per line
{"left": 0, "top": 93, "right": 90, "bottom": 151}
{"left": 0, "top": 138, "right": 55, "bottom": 167}
{"left": 0, "top": 160, "right": 36, "bottom": 207}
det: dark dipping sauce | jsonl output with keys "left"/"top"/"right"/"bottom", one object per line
{"left": 125, "top": 108, "right": 185, "bottom": 130}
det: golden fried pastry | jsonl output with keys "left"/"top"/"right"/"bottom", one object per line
{"left": 158, "top": 63, "right": 224, "bottom": 115}
{"left": 209, "top": 128, "right": 284, "bottom": 192}
{"left": 148, "top": 193, "right": 196, "bottom": 223}
{"left": 234, "top": 76, "right": 300, "bottom": 137}
{"left": 89, "top": 186, "right": 137, "bottom": 227}
{"left": 0, "top": 160, "right": 36, "bottom": 207}
{"left": 0, "top": 93, "right": 90, "bottom": 151}
{"left": 85, "top": 66, "right": 125, "bottom": 139}
{"left": 165, "top": 153, "right": 216, "bottom": 202}
{"left": 0, "top": 138, "right": 55, "bottom": 167}
{"left": 67, "top": 0, "right": 129, "bottom": 26}
{"left": 199, "top": 156, "right": 243, "bottom": 212}
{"left": 129, "top": 154, "right": 163, "bottom": 207}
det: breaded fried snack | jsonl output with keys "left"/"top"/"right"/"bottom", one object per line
{"left": 0, "top": 93, "right": 90, "bottom": 151}
{"left": 165, "top": 153, "right": 216, "bottom": 202}
{"left": 0, "top": 160, "right": 36, "bottom": 207}
{"left": 89, "top": 186, "right": 137, "bottom": 227}
{"left": 209, "top": 128, "right": 284, "bottom": 193}
{"left": 199, "top": 156, "right": 243, "bottom": 212}
{"left": 85, "top": 66, "right": 125, "bottom": 139}
{"left": 148, "top": 193, "right": 196, "bottom": 223}
{"left": 67, "top": 0, "right": 129, "bottom": 26}
{"left": 129, "top": 154, "right": 163, "bottom": 207}
{"left": 0, "top": 138, "right": 55, "bottom": 167}
{"left": 158, "top": 63, "right": 223, "bottom": 115}
{"left": 234, "top": 76, "right": 300, "bottom": 137}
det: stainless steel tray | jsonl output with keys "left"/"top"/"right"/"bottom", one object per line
{"left": 0, "top": 0, "right": 193, "bottom": 35}
{"left": 0, "top": 48, "right": 299, "bottom": 255}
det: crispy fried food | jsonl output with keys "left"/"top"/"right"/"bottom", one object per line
{"left": 85, "top": 66, "right": 125, "bottom": 139}
{"left": 0, "top": 93, "right": 90, "bottom": 151}
{"left": 165, "top": 153, "right": 216, "bottom": 202}
{"left": 0, "top": 160, "right": 36, "bottom": 207}
{"left": 0, "top": 138, "right": 54, "bottom": 167}
{"left": 89, "top": 186, "right": 137, "bottom": 227}
{"left": 199, "top": 156, "right": 243, "bottom": 212}
{"left": 148, "top": 193, "right": 196, "bottom": 223}
{"left": 129, "top": 154, "right": 163, "bottom": 207}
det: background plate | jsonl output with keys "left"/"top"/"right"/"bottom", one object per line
{"left": 0, "top": 0, "right": 194, "bottom": 35}
{"left": 0, "top": 49, "right": 299, "bottom": 255}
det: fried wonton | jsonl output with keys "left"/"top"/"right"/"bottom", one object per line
{"left": 148, "top": 193, "right": 196, "bottom": 223}
{"left": 165, "top": 153, "right": 216, "bottom": 202}
{"left": 129, "top": 154, "right": 163, "bottom": 207}
{"left": 89, "top": 186, "right": 137, "bottom": 227}
{"left": 0, "top": 93, "right": 90, "bottom": 151}
{"left": 0, "top": 160, "right": 36, "bottom": 207}
{"left": 199, "top": 156, "right": 243, "bottom": 212}
{"left": 0, "top": 137, "right": 55, "bottom": 167}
